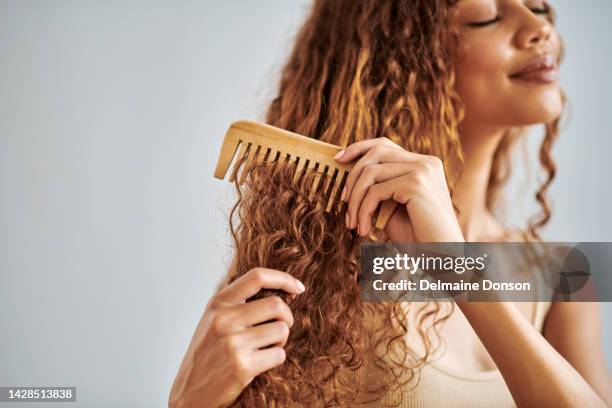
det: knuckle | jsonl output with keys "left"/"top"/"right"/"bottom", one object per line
{"left": 230, "top": 353, "right": 252, "bottom": 382}
{"left": 269, "top": 295, "right": 286, "bottom": 312}
{"left": 206, "top": 296, "right": 220, "bottom": 311}
{"left": 275, "top": 321, "right": 290, "bottom": 338}
{"left": 274, "top": 348, "right": 287, "bottom": 365}
{"left": 362, "top": 163, "right": 374, "bottom": 174}
{"left": 371, "top": 144, "right": 384, "bottom": 156}
{"left": 210, "top": 313, "right": 229, "bottom": 335}
{"left": 416, "top": 160, "right": 430, "bottom": 174}
{"left": 289, "top": 310, "right": 295, "bottom": 326}
{"left": 249, "top": 267, "right": 267, "bottom": 285}
{"left": 381, "top": 137, "right": 398, "bottom": 148}
{"left": 412, "top": 171, "right": 428, "bottom": 188}
{"left": 431, "top": 155, "right": 443, "bottom": 166}
{"left": 366, "top": 183, "right": 380, "bottom": 196}
{"left": 426, "top": 155, "right": 443, "bottom": 170}
{"left": 223, "top": 334, "right": 241, "bottom": 355}
{"left": 423, "top": 155, "right": 443, "bottom": 171}
{"left": 362, "top": 164, "right": 378, "bottom": 179}
{"left": 284, "top": 307, "right": 295, "bottom": 327}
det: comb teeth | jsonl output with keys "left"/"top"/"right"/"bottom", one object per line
{"left": 326, "top": 169, "right": 345, "bottom": 213}
{"left": 320, "top": 166, "right": 336, "bottom": 211}
{"left": 214, "top": 120, "right": 399, "bottom": 230}
{"left": 228, "top": 141, "right": 250, "bottom": 183}
{"left": 292, "top": 157, "right": 307, "bottom": 183}
{"left": 254, "top": 145, "right": 268, "bottom": 168}
{"left": 307, "top": 163, "right": 323, "bottom": 203}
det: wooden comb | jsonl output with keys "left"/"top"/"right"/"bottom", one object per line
{"left": 213, "top": 120, "right": 398, "bottom": 231}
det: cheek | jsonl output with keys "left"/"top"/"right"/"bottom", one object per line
{"left": 454, "top": 38, "right": 512, "bottom": 121}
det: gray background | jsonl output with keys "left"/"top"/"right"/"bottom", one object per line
{"left": 0, "top": 1, "right": 610, "bottom": 407}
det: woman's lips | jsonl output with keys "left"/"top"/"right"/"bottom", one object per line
{"left": 509, "top": 54, "right": 559, "bottom": 84}
{"left": 509, "top": 67, "right": 559, "bottom": 83}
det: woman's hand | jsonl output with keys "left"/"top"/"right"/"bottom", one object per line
{"left": 169, "top": 268, "right": 305, "bottom": 408}
{"left": 334, "top": 138, "right": 465, "bottom": 243}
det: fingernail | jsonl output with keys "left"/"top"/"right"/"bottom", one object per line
{"left": 357, "top": 223, "right": 362, "bottom": 236}
{"left": 340, "top": 186, "right": 347, "bottom": 201}
{"left": 296, "top": 279, "right": 306, "bottom": 293}
{"left": 333, "top": 150, "right": 345, "bottom": 160}
{"left": 345, "top": 212, "right": 350, "bottom": 228}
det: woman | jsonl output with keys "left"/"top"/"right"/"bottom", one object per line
{"left": 170, "top": 0, "right": 612, "bottom": 406}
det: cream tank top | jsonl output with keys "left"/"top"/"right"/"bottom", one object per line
{"left": 358, "top": 301, "right": 552, "bottom": 408}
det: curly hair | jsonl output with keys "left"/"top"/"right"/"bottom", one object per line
{"left": 222, "top": 0, "right": 565, "bottom": 406}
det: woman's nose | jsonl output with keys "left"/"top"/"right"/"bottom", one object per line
{"left": 514, "top": 11, "right": 553, "bottom": 49}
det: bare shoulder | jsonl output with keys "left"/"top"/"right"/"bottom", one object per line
{"left": 544, "top": 301, "right": 612, "bottom": 402}
{"left": 544, "top": 302, "right": 603, "bottom": 342}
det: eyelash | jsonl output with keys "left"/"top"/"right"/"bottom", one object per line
{"left": 467, "top": 7, "right": 549, "bottom": 28}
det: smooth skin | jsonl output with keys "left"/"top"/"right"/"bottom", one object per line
{"left": 170, "top": 0, "right": 612, "bottom": 407}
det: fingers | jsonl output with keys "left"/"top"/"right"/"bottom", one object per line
{"left": 215, "top": 268, "right": 306, "bottom": 306}
{"left": 225, "top": 295, "right": 295, "bottom": 330}
{"left": 334, "top": 139, "right": 439, "bottom": 235}
{"left": 221, "top": 321, "right": 290, "bottom": 380}
{"left": 249, "top": 347, "right": 287, "bottom": 376}
{"left": 333, "top": 137, "right": 402, "bottom": 163}
{"left": 243, "top": 320, "right": 291, "bottom": 349}
{"left": 219, "top": 336, "right": 286, "bottom": 388}
{"left": 345, "top": 162, "right": 415, "bottom": 230}
{"left": 356, "top": 177, "right": 414, "bottom": 237}
{"left": 337, "top": 144, "right": 420, "bottom": 204}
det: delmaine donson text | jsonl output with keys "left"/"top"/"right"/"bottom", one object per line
{"left": 370, "top": 253, "right": 532, "bottom": 292}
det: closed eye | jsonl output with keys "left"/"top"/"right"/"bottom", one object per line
{"left": 530, "top": 7, "right": 549, "bottom": 15}
{"left": 467, "top": 15, "right": 501, "bottom": 28}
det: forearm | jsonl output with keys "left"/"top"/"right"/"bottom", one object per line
{"left": 456, "top": 301, "right": 607, "bottom": 408}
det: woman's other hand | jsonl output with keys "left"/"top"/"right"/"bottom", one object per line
{"left": 169, "top": 267, "right": 305, "bottom": 408}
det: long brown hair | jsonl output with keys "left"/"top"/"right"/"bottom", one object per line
{"left": 224, "top": 0, "right": 564, "bottom": 406}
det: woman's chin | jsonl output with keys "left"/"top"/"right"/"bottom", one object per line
{"left": 514, "top": 88, "right": 564, "bottom": 125}
{"left": 519, "top": 104, "right": 564, "bottom": 126}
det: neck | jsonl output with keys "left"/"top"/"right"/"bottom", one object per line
{"left": 453, "top": 124, "right": 507, "bottom": 242}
